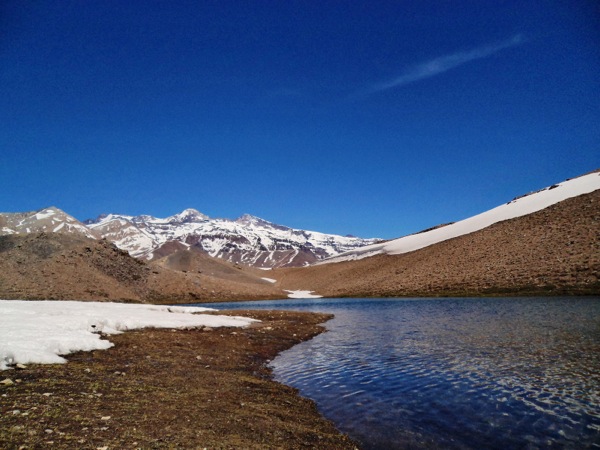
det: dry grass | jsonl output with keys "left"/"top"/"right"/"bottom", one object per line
{"left": 0, "top": 310, "right": 358, "bottom": 449}
{"left": 275, "top": 190, "right": 600, "bottom": 298}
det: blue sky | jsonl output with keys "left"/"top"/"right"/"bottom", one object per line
{"left": 1, "top": 1, "right": 598, "bottom": 239}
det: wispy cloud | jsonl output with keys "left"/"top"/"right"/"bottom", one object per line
{"left": 366, "top": 34, "right": 524, "bottom": 95}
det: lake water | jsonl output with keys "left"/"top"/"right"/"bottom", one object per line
{"left": 196, "top": 297, "right": 600, "bottom": 449}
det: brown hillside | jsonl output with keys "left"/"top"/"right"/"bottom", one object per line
{"left": 2, "top": 190, "right": 597, "bottom": 302}
{"left": 275, "top": 190, "right": 600, "bottom": 297}
{"left": 153, "top": 247, "right": 285, "bottom": 301}
{"left": 0, "top": 233, "right": 282, "bottom": 303}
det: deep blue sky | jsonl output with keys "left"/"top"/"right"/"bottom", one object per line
{"left": 1, "top": 1, "right": 598, "bottom": 238}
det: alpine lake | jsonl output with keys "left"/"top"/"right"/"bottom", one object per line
{"left": 193, "top": 297, "right": 600, "bottom": 449}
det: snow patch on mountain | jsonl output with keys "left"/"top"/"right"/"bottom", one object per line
{"left": 284, "top": 290, "right": 323, "bottom": 299}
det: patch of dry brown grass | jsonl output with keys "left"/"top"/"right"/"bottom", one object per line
{"left": 0, "top": 310, "right": 358, "bottom": 449}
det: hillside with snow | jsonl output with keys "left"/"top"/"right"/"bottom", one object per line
{"left": 1, "top": 170, "right": 598, "bottom": 300}
{"left": 276, "top": 171, "right": 600, "bottom": 297}
{"left": 324, "top": 171, "right": 600, "bottom": 264}
{"left": 0, "top": 206, "right": 380, "bottom": 269}
{"left": 0, "top": 206, "right": 97, "bottom": 239}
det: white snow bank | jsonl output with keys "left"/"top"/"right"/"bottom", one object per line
{"left": 0, "top": 300, "right": 258, "bottom": 370}
{"left": 326, "top": 171, "right": 600, "bottom": 263}
{"left": 284, "top": 290, "right": 323, "bottom": 299}
{"left": 261, "top": 277, "right": 277, "bottom": 283}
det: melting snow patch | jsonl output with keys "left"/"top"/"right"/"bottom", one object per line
{"left": 261, "top": 277, "right": 277, "bottom": 283}
{"left": 284, "top": 290, "right": 323, "bottom": 299}
{"left": 0, "top": 300, "right": 259, "bottom": 370}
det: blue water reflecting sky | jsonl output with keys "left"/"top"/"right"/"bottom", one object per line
{"left": 196, "top": 297, "right": 600, "bottom": 449}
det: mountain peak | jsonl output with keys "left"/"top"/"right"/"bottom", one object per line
{"left": 0, "top": 206, "right": 97, "bottom": 239}
{"left": 236, "top": 213, "right": 264, "bottom": 223}
{"left": 83, "top": 213, "right": 109, "bottom": 225}
{"left": 235, "top": 214, "right": 285, "bottom": 230}
{"left": 3, "top": 206, "right": 381, "bottom": 268}
{"left": 168, "top": 208, "right": 209, "bottom": 224}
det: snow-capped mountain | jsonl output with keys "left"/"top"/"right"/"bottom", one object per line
{"left": 324, "top": 170, "right": 600, "bottom": 264}
{"left": 0, "top": 206, "right": 97, "bottom": 239}
{"left": 85, "top": 209, "right": 382, "bottom": 267}
{"left": 4, "top": 170, "right": 598, "bottom": 270}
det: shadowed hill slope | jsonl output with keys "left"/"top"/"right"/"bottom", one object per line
{"left": 275, "top": 190, "right": 600, "bottom": 297}
{"left": 0, "top": 233, "right": 282, "bottom": 303}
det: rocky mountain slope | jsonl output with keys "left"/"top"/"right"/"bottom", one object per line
{"left": 275, "top": 188, "right": 600, "bottom": 297}
{"left": 84, "top": 210, "right": 381, "bottom": 268}
{"left": 0, "top": 207, "right": 380, "bottom": 269}
{"left": 1, "top": 170, "right": 598, "bottom": 301}
{"left": 0, "top": 206, "right": 97, "bottom": 239}
{"left": 324, "top": 171, "right": 600, "bottom": 263}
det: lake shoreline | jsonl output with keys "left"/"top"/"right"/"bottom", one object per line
{"left": 0, "top": 309, "right": 358, "bottom": 449}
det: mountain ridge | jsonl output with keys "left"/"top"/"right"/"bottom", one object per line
{"left": 1, "top": 169, "right": 598, "bottom": 301}
{"left": 1, "top": 207, "right": 381, "bottom": 268}
{"left": 84, "top": 210, "right": 381, "bottom": 267}
{"left": 323, "top": 170, "right": 600, "bottom": 263}
{"left": 275, "top": 188, "right": 600, "bottom": 297}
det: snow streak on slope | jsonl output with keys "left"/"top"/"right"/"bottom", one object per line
{"left": 324, "top": 172, "right": 600, "bottom": 263}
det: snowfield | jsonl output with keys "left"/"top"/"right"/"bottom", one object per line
{"left": 0, "top": 300, "right": 258, "bottom": 370}
{"left": 325, "top": 171, "right": 600, "bottom": 263}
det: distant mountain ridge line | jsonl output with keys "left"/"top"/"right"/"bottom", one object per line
{"left": 1, "top": 169, "right": 599, "bottom": 270}
{"left": 85, "top": 209, "right": 383, "bottom": 268}
{"left": 0, "top": 207, "right": 382, "bottom": 268}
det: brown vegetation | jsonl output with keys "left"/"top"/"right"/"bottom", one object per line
{"left": 0, "top": 310, "right": 358, "bottom": 449}
{"left": 275, "top": 190, "right": 600, "bottom": 297}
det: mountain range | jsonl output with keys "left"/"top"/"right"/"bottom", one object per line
{"left": 83, "top": 210, "right": 381, "bottom": 268}
{"left": 1, "top": 169, "right": 598, "bottom": 301}
{"left": 1, "top": 208, "right": 380, "bottom": 268}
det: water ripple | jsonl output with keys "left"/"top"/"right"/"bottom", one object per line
{"left": 196, "top": 297, "right": 600, "bottom": 449}
{"left": 268, "top": 297, "right": 600, "bottom": 449}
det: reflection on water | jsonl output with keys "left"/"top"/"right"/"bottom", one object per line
{"left": 198, "top": 297, "right": 600, "bottom": 449}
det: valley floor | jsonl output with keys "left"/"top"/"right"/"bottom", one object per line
{"left": 0, "top": 310, "right": 357, "bottom": 449}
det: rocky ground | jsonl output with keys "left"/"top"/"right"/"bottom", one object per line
{"left": 0, "top": 310, "right": 358, "bottom": 449}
